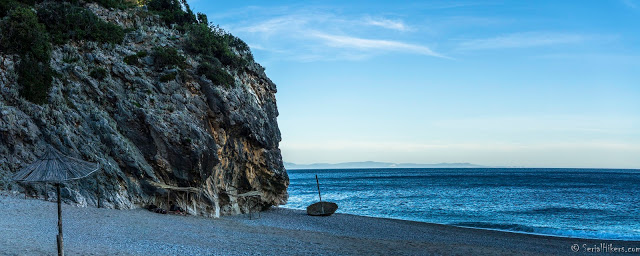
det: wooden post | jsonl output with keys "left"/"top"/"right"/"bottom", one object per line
{"left": 95, "top": 176, "right": 101, "bottom": 208}
{"left": 56, "top": 183, "right": 64, "bottom": 256}
{"left": 182, "top": 192, "right": 186, "bottom": 212}
{"left": 197, "top": 190, "right": 201, "bottom": 215}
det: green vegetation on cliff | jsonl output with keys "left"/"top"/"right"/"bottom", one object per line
{"left": 147, "top": 0, "right": 195, "bottom": 27}
{"left": 152, "top": 46, "right": 186, "bottom": 69}
{"left": 0, "top": 0, "right": 125, "bottom": 104}
{"left": 0, "top": 0, "right": 253, "bottom": 103}
{"left": 89, "top": 0, "right": 137, "bottom": 9}
{"left": 37, "top": 2, "right": 125, "bottom": 44}
{"left": 0, "top": 6, "right": 50, "bottom": 61}
{"left": 0, "top": 6, "right": 51, "bottom": 103}
{"left": 197, "top": 61, "right": 234, "bottom": 88}
{"left": 16, "top": 55, "right": 55, "bottom": 104}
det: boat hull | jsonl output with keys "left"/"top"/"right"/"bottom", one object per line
{"left": 306, "top": 202, "right": 338, "bottom": 216}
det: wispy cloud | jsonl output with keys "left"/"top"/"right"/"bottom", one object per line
{"left": 239, "top": 15, "right": 312, "bottom": 35}
{"left": 225, "top": 10, "right": 444, "bottom": 61}
{"left": 363, "top": 17, "right": 410, "bottom": 31}
{"left": 311, "top": 32, "right": 446, "bottom": 58}
{"left": 458, "top": 32, "right": 589, "bottom": 50}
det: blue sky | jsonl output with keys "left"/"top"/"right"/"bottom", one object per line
{"left": 190, "top": 0, "right": 640, "bottom": 168}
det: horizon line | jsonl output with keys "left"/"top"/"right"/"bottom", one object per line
{"left": 283, "top": 161, "right": 639, "bottom": 170}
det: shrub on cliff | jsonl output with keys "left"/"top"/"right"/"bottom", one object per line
{"left": 184, "top": 23, "right": 216, "bottom": 56}
{"left": 142, "top": 3, "right": 251, "bottom": 70}
{"left": 1, "top": 0, "right": 45, "bottom": 17}
{"left": 0, "top": 6, "right": 54, "bottom": 104}
{"left": 89, "top": 67, "right": 108, "bottom": 80}
{"left": 196, "top": 12, "right": 207, "bottom": 25}
{"left": 89, "top": 0, "right": 137, "bottom": 9}
{"left": 0, "top": 6, "right": 50, "bottom": 61}
{"left": 147, "top": 0, "right": 195, "bottom": 27}
{"left": 185, "top": 22, "right": 248, "bottom": 69}
{"left": 124, "top": 51, "right": 148, "bottom": 65}
{"left": 197, "top": 61, "right": 234, "bottom": 87}
{"left": 159, "top": 72, "right": 176, "bottom": 82}
{"left": 37, "top": 2, "right": 124, "bottom": 44}
{"left": 17, "top": 55, "right": 54, "bottom": 104}
{"left": 152, "top": 46, "right": 186, "bottom": 69}
{"left": 124, "top": 54, "right": 139, "bottom": 65}
{"left": 0, "top": 0, "right": 17, "bottom": 17}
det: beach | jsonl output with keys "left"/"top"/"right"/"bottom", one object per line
{"left": 1, "top": 193, "right": 639, "bottom": 255}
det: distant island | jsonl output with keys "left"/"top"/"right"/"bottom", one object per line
{"left": 284, "top": 161, "right": 489, "bottom": 170}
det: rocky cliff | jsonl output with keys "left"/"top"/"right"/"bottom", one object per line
{"left": 0, "top": 1, "right": 288, "bottom": 217}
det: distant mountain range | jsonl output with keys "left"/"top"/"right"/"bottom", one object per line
{"left": 284, "top": 161, "right": 488, "bottom": 170}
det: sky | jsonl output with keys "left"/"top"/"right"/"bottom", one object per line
{"left": 189, "top": 0, "right": 640, "bottom": 168}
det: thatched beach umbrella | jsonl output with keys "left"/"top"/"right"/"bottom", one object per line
{"left": 12, "top": 145, "right": 100, "bottom": 256}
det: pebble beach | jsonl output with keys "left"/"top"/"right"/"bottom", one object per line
{"left": 1, "top": 193, "right": 639, "bottom": 255}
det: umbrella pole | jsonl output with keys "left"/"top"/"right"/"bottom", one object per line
{"left": 56, "top": 183, "right": 64, "bottom": 256}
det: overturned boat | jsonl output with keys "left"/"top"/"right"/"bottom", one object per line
{"left": 306, "top": 174, "right": 338, "bottom": 216}
{"left": 307, "top": 201, "right": 338, "bottom": 216}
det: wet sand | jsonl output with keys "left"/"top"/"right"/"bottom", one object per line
{"left": 1, "top": 193, "right": 638, "bottom": 255}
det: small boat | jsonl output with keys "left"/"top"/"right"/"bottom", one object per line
{"left": 306, "top": 174, "right": 338, "bottom": 216}
{"left": 307, "top": 201, "right": 338, "bottom": 216}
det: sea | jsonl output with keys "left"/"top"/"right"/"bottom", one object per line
{"left": 283, "top": 168, "right": 640, "bottom": 240}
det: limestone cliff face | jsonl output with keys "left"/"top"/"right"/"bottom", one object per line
{"left": 0, "top": 4, "right": 288, "bottom": 217}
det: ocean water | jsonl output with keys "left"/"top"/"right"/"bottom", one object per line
{"left": 283, "top": 168, "right": 640, "bottom": 240}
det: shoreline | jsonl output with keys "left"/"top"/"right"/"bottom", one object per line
{"left": 275, "top": 207, "right": 640, "bottom": 242}
{"left": 280, "top": 206, "right": 640, "bottom": 242}
{"left": 2, "top": 193, "right": 639, "bottom": 255}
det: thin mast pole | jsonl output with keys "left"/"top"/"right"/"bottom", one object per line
{"left": 315, "top": 175, "right": 322, "bottom": 202}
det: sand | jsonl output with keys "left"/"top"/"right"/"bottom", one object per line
{"left": 1, "top": 193, "right": 639, "bottom": 255}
